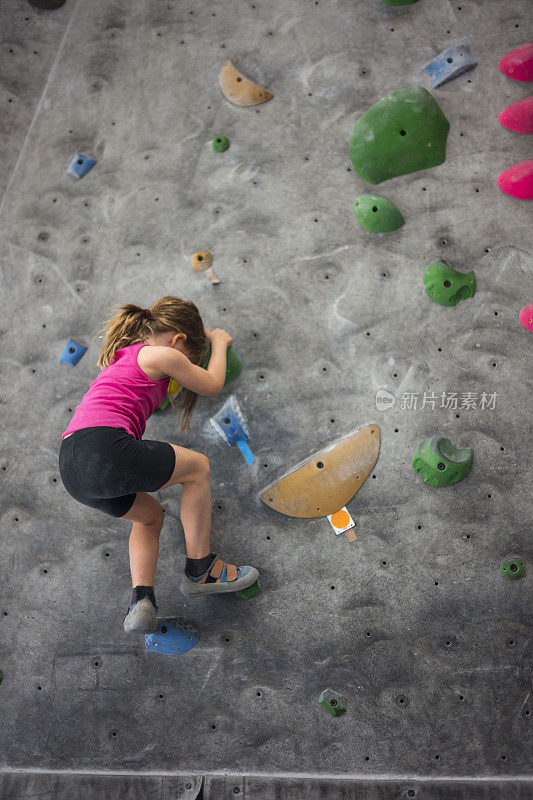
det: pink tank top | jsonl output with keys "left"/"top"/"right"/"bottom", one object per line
{"left": 62, "top": 343, "right": 170, "bottom": 441}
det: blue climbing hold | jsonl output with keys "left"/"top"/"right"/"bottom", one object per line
{"left": 145, "top": 618, "right": 199, "bottom": 655}
{"left": 67, "top": 153, "right": 97, "bottom": 179}
{"left": 59, "top": 339, "right": 87, "bottom": 366}
{"left": 210, "top": 394, "right": 255, "bottom": 466}
{"left": 422, "top": 45, "right": 477, "bottom": 89}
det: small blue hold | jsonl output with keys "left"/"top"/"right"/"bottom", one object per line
{"left": 60, "top": 338, "right": 87, "bottom": 366}
{"left": 67, "top": 153, "right": 97, "bottom": 179}
{"left": 422, "top": 45, "right": 477, "bottom": 88}
{"left": 145, "top": 618, "right": 199, "bottom": 655}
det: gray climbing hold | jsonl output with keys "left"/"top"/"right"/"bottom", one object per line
{"left": 422, "top": 45, "right": 477, "bottom": 88}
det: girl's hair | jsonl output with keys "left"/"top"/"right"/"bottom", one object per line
{"left": 95, "top": 295, "right": 206, "bottom": 430}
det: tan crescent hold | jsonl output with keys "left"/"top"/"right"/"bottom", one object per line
{"left": 218, "top": 60, "right": 274, "bottom": 107}
{"left": 259, "top": 424, "right": 381, "bottom": 519}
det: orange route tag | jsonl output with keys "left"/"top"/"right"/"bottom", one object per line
{"left": 327, "top": 507, "right": 356, "bottom": 536}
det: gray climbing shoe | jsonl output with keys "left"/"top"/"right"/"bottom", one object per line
{"left": 180, "top": 556, "right": 259, "bottom": 597}
{"left": 123, "top": 597, "right": 157, "bottom": 634}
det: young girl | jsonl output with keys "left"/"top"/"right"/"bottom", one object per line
{"left": 58, "top": 295, "right": 259, "bottom": 635}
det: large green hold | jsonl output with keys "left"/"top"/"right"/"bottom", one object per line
{"left": 201, "top": 342, "right": 242, "bottom": 383}
{"left": 349, "top": 87, "right": 450, "bottom": 184}
{"left": 157, "top": 343, "right": 241, "bottom": 411}
{"left": 423, "top": 261, "right": 476, "bottom": 306}
{"left": 384, "top": 0, "right": 420, "bottom": 5}
{"left": 354, "top": 194, "right": 404, "bottom": 232}
{"left": 413, "top": 436, "right": 473, "bottom": 487}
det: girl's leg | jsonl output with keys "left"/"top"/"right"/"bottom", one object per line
{"left": 157, "top": 446, "right": 211, "bottom": 559}
{"left": 121, "top": 492, "right": 165, "bottom": 586}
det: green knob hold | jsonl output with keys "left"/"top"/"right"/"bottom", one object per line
{"left": 354, "top": 194, "right": 404, "bottom": 232}
{"left": 319, "top": 689, "right": 347, "bottom": 717}
{"left": 423, "top": 261, "right": 476, "bottom": 306}
{"left": 349, "top": 87, "right": 450, "bottom": 184}
{"left": 212, "top": 135, "right": 230, "bottom": 152}
{"left": 384, "top": 0, "right": 420, "bottom": 5}
{"left": 500, "top": 556, "right": 525, "bottom": 581}
{"left": 201, "top": 342, "right": 242, "bottom": 385}
{"left": 236, "top": 580, "right": 261, "bottom": 599}
{"left": 413, "top": 436, "right": 473, "bottom": 487}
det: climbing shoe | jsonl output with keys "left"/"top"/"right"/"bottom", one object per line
{"left": 180, "top": 555, "right": 259, "bottom": 597}
{"left": 123, "top": 597, "right": 157, "bottom": 634}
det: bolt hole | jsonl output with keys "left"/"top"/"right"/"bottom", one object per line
{"left": 447, "top": 58, "right": 453, "bottom": 63}
{"left": 372, "top": 206, "right": 378, "bottom": 212}
{"left": 399, "top": 130, "right": 406, "bottom": 136}
{"left": 160, "top": 626, "right": 167, "bottom": 634}
{"left": 316, "top": 461, "right": 324, "bottom": 469}
{"left": 444, "top": 280, "right": 451, "bottom": 288}
{"left": 223, "top": 417, "right": 231, "bottom": 425}
{"left": 330, "top": 699, "right": 338, "bottom": 707}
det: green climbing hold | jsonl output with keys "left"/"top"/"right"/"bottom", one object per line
{"left": 423, "top": 261, "right": 476, "bottom": 306}
{"left": 212, "top": 135, "right": 230, "bottom": 153}
{"left": 500, "top": 556, "right": 525, "bottom": 581}
{"left": 354, "top": 194, "right": 404, "bottom": 232}
{"left": 236, "top": 580, "right": 260, "bottom": 599}
{"left": 349, "top": 87, "right": 450, "bottom": 184}
{"left": 201, "top": 342, "right": 242, "bottom": 384}
{"left": 413, "top": 436, "right": 473, "bottom": 487}
{"left": 319, "top": 689, "right": 347, "bottom": 717}
{"left": 384, "top": 0, "right": 420, "bottom": 5}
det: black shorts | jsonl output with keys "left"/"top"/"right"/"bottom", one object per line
{"left": 59, "top": 426, "right": 176, "bottom": 518}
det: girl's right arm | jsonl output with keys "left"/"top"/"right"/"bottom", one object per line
{"left": 153, "top": 328, "right": 231, "bottom": 397}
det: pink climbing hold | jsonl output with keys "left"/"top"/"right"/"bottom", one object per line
{"left": 498, "top": 97, "right": 533, "bottom": 134}
{"left": 497, "top": 160, "right": 533, "bottom": 199}
{"left": 498, "top": 43, "right": 533, "bottom": 82}
{"left": 519, "top": 303, "right": 533, "bottom": 333}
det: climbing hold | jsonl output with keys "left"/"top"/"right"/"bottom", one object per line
{"left": 67, "top": 154, "right": 97, "bottom": 180}
{"left": 212, "top": 135, "right": 230, "bottom": 152}
{"left": 260, "top": 424, "right": 380, "bottom": 518}
{"left": 191, "top": 250, "right": 220, "bottom": 285}
{"left": 211, "top": 395, "right": 254, "bottom": 466}
{"left": 497, "top": 160, "right": 533, "bottom": 199}
{"left": 219, "top": 60, "right": 274, "bottom": 107}
{"left": 500, "top": 556, "right": 525, "bottom": 581}
{"left": 235, "top": 580, "right": 261, "bottom": 599}
{"left": 423, "top": 261, "right": 476, "bottom": 306}
{"left": 353, "top": 194, "right": 404, "bottom": 232}
{"left": 145, "top": 618, "right": 199, "bottom": 655}
{"left": 59, "top": 339, "right": 87, "bottom": 366}
{"left": 422, "top": 45, "right": 477, "bottom": 88}
{"left": 413, "top": 437, "right": 473, "bottom": 487}
{"left": 319, "top": 689, "right": 347, "bottom": 717}
{"left": 498, "top": 43, "right": 533, "bottom": 83}
{"left": 202, "top": 342, "right": 242, "bottom": 384}
{"left": 384, "top": 0, "right": 419, "bottom": 4}
{"left": 349, "top": 87, "right": 450, "bottom": 184}
{"left": 498, "top": 97, "right": 533, "bottom": 135}
{"left": 519, "top": 303, "right": 533, "bottom": 333}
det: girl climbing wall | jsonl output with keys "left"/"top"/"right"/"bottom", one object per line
{"left": 58, "top": 295, "right": 259, "bottom": 634}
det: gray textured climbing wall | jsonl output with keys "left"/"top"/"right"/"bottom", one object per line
{"left": 0, "top": 0, "right": 531, "bottom": 797}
